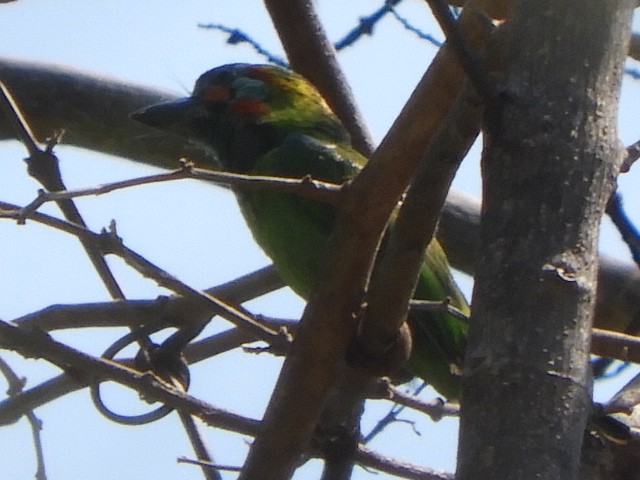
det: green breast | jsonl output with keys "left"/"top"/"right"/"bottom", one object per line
{"left": 235, "top": 133, "right": 360, "bottom": 297}
{"left": 233, "top": 132, "right": 469, "bottom": 398}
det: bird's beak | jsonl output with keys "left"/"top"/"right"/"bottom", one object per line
{"left": 130, "top": 97, "right": 199, "bottom": 132}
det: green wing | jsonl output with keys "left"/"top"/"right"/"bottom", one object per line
{"left": 407, "top": 240, "right": 468, "bottom": 399}
{"left": 235, "top": 131, "right": 468, "bottom": 399}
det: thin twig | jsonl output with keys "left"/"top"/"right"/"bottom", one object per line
{"left": 384, "top": 381, "right": 459, "bottom": 420}
{"left": 0, "top": 355, "right": 48, "bottom": 480}
{"left": 0, "top": 81, "right": 126, "bottom": 301}
{"left": 177, "top": 457, "right": 242, "bottom": 472}
{"left": 592, "top": 327, "right": 640, "bottom": 363}
{"left": 364, "top": 382, "right": 427, "bottom": 444}
{"left": 0, "top": 200, "right": 289, "bottom": 347}
{"left": 0, "top": 319, "right": 261, "bottom": 436}
{"left": 0, "top": 318, "right": 297, "bottom": 426}
{"left": 0, "top": 265, "right": 285, "bottom": 425}
{"left": 0, "top": 81, "right": 40, "bottom": 155}
{"left": 17, "top": 162, "right": 343, "bottom": 220}
{"left": 409, "top": 299, "right": 470, "bottom": 323}
{"left": 365, "top": 380, "right": 460, "bottom": 443}
{"left": 390, "top": 6, "right": 443, "bottom": 47}
{"left": 179, "top": 410, "right": 221, "bottom": 480}
{"left": 355, "top": 445, "right": 453, "bottom": 480}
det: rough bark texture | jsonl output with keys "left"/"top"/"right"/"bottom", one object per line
{"left": 457, "top": 3, "right": 634, "bottom": 480}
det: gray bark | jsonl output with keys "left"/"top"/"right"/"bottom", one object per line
{"left": 457, "top": 3, "right": 634, "bottom": 480}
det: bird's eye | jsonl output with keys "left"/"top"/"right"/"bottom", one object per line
{"left": 203, "top": 85, "right": 231, "bottom": 102}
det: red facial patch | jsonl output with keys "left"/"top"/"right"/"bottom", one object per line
{"left": 229, "top": 98, "right": 269, "bottom": 117}
{"left": 203, "top": 85, "right": 231, "bottom": 102}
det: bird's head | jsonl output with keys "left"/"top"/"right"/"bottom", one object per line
{"left": 132, "top": 64, "right": 349, "bottom": 171}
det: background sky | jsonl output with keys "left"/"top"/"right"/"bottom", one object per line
{"left": 0, "top": 2, "right": 639, "bottom": 479}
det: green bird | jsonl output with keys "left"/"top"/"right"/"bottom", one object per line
{"left": 131, "top": 63, "right": 468, "bottom": 399}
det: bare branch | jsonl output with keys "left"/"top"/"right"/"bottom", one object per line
{"left": 425, "top": 0, "right": 494, "bottom": 101}
{"left": 355, "top": 446, "right": 453, "bottom": 480}
{"left": 0, "top": 356, "right": 47, "bottom": 479}
{"left": 0, "top": 81, "right": 125, "bottom": 301}
{"left": 179, "top": 411, "right": 222, "bottom": 480}
{"left": 359, "top": 81, "right": 481, "bottom": 365}
{"left": 198, "top": 23, "right": 287, "bottom": 66}
{"left": 240, "top": 3, "right": 495, "bottom": 479}
{"left": 0, "top": 318, "right": 261, "bottom": 436}
{"left": 376, "top": 379, "right": 460, "bottom": 420}
{"left": 0, "top": 200, "right": 288, "bottom": 346}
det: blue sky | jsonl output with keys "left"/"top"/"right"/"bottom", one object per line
{"left": 0, "top": 2, "right": 639, "bottom": 479}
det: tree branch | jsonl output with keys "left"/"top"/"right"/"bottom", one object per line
{"left": 0, "top": 318, "right": 261, "bottom": 436}
{"left": 0, "top": 82, "right": 125, "bottom": 301}
{"left": 0, "top": 200, "right": 289, "bottom": 346}
{"left": 457, "top": 3, "right": 634, "bottom": 480}
{"left": 239, "top": 3, "right": 496, "bottom": 479}
{"left": 359, "top": 80, "right": 481, "bottom": 363}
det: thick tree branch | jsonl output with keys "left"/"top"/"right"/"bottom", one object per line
{"left": 360, "top": 81, "right": 481, "bottom": 361}
{"left": 457, "top": 3, "right": 634, "bottom": 480}
{"left": 239, "top": 4, "right": 495, "bottom": 479}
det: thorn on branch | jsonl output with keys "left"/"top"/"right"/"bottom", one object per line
{"left": 177, "top": 456, "right": 242, "bottom": 473}
{"left": 409, "top": 298, "right": 470, "bottom": 323}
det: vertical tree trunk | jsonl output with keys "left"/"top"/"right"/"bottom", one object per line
{"left": 457, "top": 3, "right": 634, "bottom": 480}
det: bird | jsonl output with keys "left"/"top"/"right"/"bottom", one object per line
{"left": 131, "top": 63, "right": 468, "bottom": 399}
